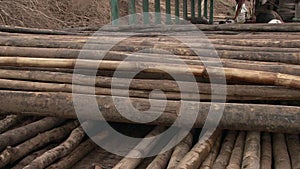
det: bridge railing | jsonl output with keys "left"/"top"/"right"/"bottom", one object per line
{"left": 110, "top": 0, "right": 214, "bottom": 25}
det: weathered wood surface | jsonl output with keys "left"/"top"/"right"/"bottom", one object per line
{"left": 0, "top": 90, "right": 299, "bottom": 133}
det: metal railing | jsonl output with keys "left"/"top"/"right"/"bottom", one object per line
{"left": 110, "top": 0, "right": 214, "bottom": 25}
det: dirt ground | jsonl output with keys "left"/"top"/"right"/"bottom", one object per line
{"left": 0, "top": 0, "right": 241, "bottom": 29}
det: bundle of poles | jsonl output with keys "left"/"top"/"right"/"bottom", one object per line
{"left": 0, "top": 25, "right": 299, "bottom": 133}
{"left": 0, "top": 116, "right": 299, "bottom": 169}
{"left": 0, "top": 24, "right": 300, "bottom": 168}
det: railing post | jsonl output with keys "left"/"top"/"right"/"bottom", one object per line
{"left": 209, "top": 0, "right": 214, "bottom": 24}
{"left": 191, "top": 0, "right": 195, "bottom": 20}
{"left": 166, "top": 0, "right": 171, "bottom": 24}
{"left": 204, "top": 0, "right": 208, "bottom": 18}
{"left": 198, "top": 0, "right": 202, "bottom": 18}
{"left": 183, "top": 0, "right": 188, "bottom": 20}
{"left": 129, "top": 0, "right": 136, "bottom": 24}
{"left": 143, "top": 0, "right": 149, "bottom": 24}
{"left": 110, "top": 0, "right": 119, "bottom": 25}
{"left": 175, "top": 0, "right": 180, "bottom": 23}
{"left": 155, "top": 0, "right": 161, "bottom": 24}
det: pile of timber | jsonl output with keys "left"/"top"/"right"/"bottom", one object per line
{"left": 0, "top": 24, "right": 299, "bottom": 168}
{"left": 0, "top": 25, "right": 299, "bottom": 133}
{"left": 0, "top": 115, "right": 299, "bottom": 169}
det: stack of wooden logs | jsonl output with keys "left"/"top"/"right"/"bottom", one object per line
{"left": 0, "top": 24, "right": 300, "bottom": 168}
{"left": 0, "top": 115, "right": 299, "bottom": 169}
{"left": 0, "top": 25, "right": 299, "bottom": 133}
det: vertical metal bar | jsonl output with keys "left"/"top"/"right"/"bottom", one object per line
{"left": 175, "top": 0, "right": 180, "bottom": 23}
{"left": 129, "top": 0, "right": 136, "bottom": 25}
{"left": 155, "top": 0, "right": 161, "bottom": 24}
{"left": 198, "top": 0, "right": 202, "bottom": 18}
{"left": 204, "top": 0, "right": 208, "bottom": 18}
{"left": 191, "top": 0, "right": 195, "bottom": 19}
{"left": 209, "top": 0, "right": 214, "bottom": 24}
{"left": 183, "top": 0, "right": 188, "bottom": 19}
{"left": 110, "top": 0, "right": 119, "bottom": 25}
{"left": 143, "top": 0, "right": 149, "bottom": 24}
{"left": 166, "top": 0, "right": 171, "bottom": 24}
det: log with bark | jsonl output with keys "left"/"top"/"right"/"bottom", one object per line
{"left": 47, "top": 130, "right": 108, "bottom": 169}
{"left": 285, "top": 134, "right": 300, "bottom": 169}
{"left": 11, "top": 144, "right": 57, "bottom": 169}
{"left": 241, "top": 132, "right": 260, "bottom": 169}
{"left": 226, "top": 131, "right": 246, "bottom": 169}
{"left": 24, "top": 125, "right": 86, "bottom": 169}
{"left": 175, "top": 129, "right": 221, "bottom": 169}
{"left": 212, "top": 131, "right": 237, "bottom": 169}
{"left": 0, "top": 117, "right": 65, "bottom": 151}
{"left": 0, "top": 121, "right": 79, "bottom": 168}
{"left": 260, "top": 133, "right": 272, "bottom": 169}
{"left": 0, "top": 90, "right": 299, "bottom": 133}
{"left": 0, "top": 115, "right": 23, "bottom": 134}
{"left": 1, "top": 69, "right": 300, "bottom": 100}
{"left": 199, "top": 135, "right": 222, "bottom": 169}
{"left": 272, "top": 134, "right": 292, "bottom": 169}
{"left": 167, "top": 132, "right": 193, "bottom": 169}
{"left": 112, "top": 126, "right": 167, "bottom": 169}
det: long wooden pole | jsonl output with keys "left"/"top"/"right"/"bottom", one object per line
{"left": 0, "top": 90, "right": 299, "bottom": 133}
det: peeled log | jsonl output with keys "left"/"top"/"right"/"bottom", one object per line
{"left": 2, "top": 57, "right": 300, "bottom": 89}
{"left": 1, "top": 69, "right": 300, "bottom": 100}
{"left": 0, "top": 90, "right": 299, "bottom": 133}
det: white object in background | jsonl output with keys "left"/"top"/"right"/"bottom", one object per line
{"left": 268, "top": 19, "right": 282, "bottom": 24}
{"left": 235, "top": 4, "right": 248, "bottom": 23}
{"left": 261, "top": 0, "right": 267, "bottom": 5}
